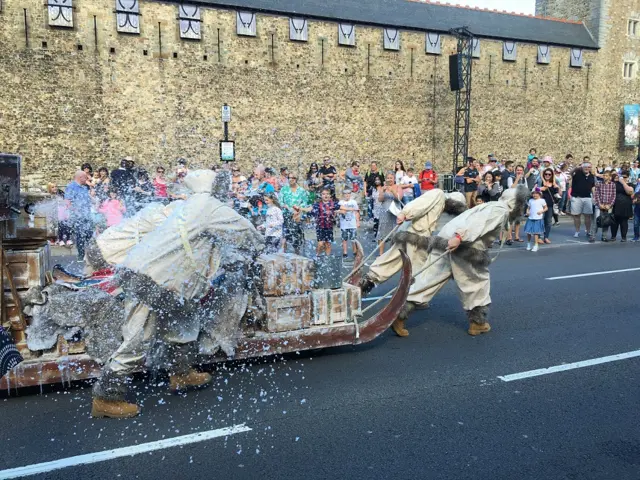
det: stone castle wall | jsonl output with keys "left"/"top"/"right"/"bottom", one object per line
{"left": 537, "top": 0, "right": 640, "bottom": 166}
{"left": 0, "top": 0, "right": 635, "bottom": 186}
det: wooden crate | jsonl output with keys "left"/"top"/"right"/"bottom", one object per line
{"left": 9, "top": 329, "right": 39, "bottom": 359}
{"left": 258, "top": 253, "right": 314, "bottom": 297}
{"left": 264, "top": 294, "right": 311, "bottom": 332}
{"left": 2, "top": 290, "right": 29, "bottom": 331}
{"left": 55, "top": 336, "right": 87, "bottom": 356}
{"left": 344, "top": 283, "right": 362, "bottom": 319}
{"left": 311, "top": 284, "right": 362, "bottom": 326}
{"left": 3, "top": 244, "right": 50, "bottom": 290}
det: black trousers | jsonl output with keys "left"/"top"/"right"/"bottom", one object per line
{"left": 71, "top": 219, "right": 94, "bottom": 260}
{"left": 610, "top": 215, "right": 629, "bottom": 239}
{"left": 283, "top": 215, "right": 304, "bottom": 252}
{"left": 57, "top": 221, "right": 72, "bottom": 242}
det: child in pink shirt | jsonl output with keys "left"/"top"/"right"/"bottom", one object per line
{"left": 98, "top": 190, "right": 126, "bottom": 227}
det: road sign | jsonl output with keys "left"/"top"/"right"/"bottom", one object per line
{"left": 220, "top": 140, "right": 235, "bottom": 162}
{"left": 221, "top": 105, "right": 231, "bottom": 123}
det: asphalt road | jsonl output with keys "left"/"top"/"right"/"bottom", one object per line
{"left": 2, "top": 220, "right": 640, "bottom": 480}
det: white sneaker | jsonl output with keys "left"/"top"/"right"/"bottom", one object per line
{"left": 573, "top": 232, "right": 580, "bottom": 238}
{"left": 526, "top": 242, "right": 532, "bottom": 251}
{"left": 532, "top": 244, "right": 539, "bottom": 252}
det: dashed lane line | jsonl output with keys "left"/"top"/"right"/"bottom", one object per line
{"left": 498, "top": 349, "right": 640, "bottom": 382}
{"left": 546, "top": 267, "right": 640, "bottom": 280}
{"left": 0, "top": 424, "right": 252, "bottom": 479}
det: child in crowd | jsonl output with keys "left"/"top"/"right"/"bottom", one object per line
{"left": 98, "top": 189, "right": 126, "bottom": 228}
{"left": 338, "top": 189, "right": 360, "bottom": 259}
{"left": 400, "top": 167, "right": 420, "bottom": 205}
{"left": 475, "top": 197, "right": 484, "bottom": 205}
{"left": 311, "top": 188, "right": 341, "bottom": 256}
{"left": 524, "top": 187, "right": 547, "bottom": 252}
{"left": 259, "top": 193, "right": 284, "bottom": 253}
{"left": 527, "top": 148, "right": 537, "bottom": 168}
{"left": 48, "top": 183, "right": 73, "bottom": 246}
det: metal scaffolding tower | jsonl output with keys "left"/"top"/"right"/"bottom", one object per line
{"left": 450, "top": 27, "right": 474, "bottom": 173}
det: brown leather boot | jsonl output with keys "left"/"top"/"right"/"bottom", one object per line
{"left": 91, "top": 397, "right": 140, "bottom": 419}
{"left": 169, "top": 370, "right": 212, "bottom": 393}
{"left": 467, "top": 321, "right": 491, "bottom": 336}
{"left": 467, "top": 305, "right": 491, "bottom": 336}
{"left": 391, "top": 302, "right": 415, "bottom": 337}
{"left": 391, "top": 318, "right": 409, "bottom": 337}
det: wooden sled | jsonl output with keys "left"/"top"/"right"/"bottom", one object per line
{"left": 1, "top": 246, "right": 411, "bottom": 390}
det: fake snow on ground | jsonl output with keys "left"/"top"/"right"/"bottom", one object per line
{"left": 1, "top": 353, "right": 311, "bottom": 474}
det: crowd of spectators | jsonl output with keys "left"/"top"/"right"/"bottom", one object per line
{"left": 57, "top": 157, "right": 193, "bottom": 259}
{"left": 454, "top": 150, "right": 640, "bottom": 248}
{"left": 52, "top": 151, "right": 640, "bottom": 262}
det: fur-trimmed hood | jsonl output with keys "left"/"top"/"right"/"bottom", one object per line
{"left": 211, "top": 170, "right": 232, "bottom": 200}
{"left": 499, "top": 184, "right": 529, "bottom": 222}
{"left": 443, "top": 192, "right": 468, "bottom": 216}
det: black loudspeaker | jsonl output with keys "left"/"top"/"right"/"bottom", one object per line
{"left": 0, "top": 154, "right": 21, "bottom": 221}
{"left": 449, "top": 54, "right": 463, "bottom": 91}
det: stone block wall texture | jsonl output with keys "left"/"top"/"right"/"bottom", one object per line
{"left": 0, "top": 0, "right": 638, "bottom": 186}
{"left": 537, "top": 0, "right": 640, "bottom": 165}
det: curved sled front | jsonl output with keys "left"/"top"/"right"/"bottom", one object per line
{"left": 232, "top": 249, "right": 412, "bottom": 360}
{"left": 346, "top": 240, "right": 365, "bottom": 287}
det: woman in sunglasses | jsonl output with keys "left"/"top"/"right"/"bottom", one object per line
{"left": 153, "top": 166, "right": 168, "bottom": 199}
{"left": 539, "top": 168, "right": 559, "bottom": 244}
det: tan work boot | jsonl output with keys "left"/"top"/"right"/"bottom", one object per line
{"left": 91, "top": 397, "right": 140, "bottom": 419}
{"left": 468, "top": 321, "right": 491, "bottom": 336}
{"left": 391, "top": 318, "right": 409, "bottom": 337}
{"left": 169, "top": 370, "right": 212, "bottom": 393}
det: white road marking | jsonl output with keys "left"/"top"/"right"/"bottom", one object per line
{"left": 565, "top": 239, "right": 588, "bottom": 244}
{"left": 546, "top": 267, "right": 640, "bottom": 280}
{"left": 0, "top": 424, "right": 252, "bottom": 480}
{"left": 498, "top": 349, "right": 640, "bottom": 382}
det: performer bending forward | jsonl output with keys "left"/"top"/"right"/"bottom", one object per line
{"left": 360, "top": 189, "right": 467, "bottom": 336}
{"left": 394, "top": 185, "right": 528, "bottom": 336}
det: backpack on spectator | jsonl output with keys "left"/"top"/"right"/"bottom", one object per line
{"left": 500, "top": 172, "right": 513, "bottom": 190}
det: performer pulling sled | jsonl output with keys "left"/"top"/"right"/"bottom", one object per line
{"left": 359, "top": 189, "right": 467, "bottom": 336}
{"left": 362, "top": 185, "right": 529, "bottom": 337}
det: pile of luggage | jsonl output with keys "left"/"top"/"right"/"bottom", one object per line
{"left": 256, "top": 253, "right": 361, "bottom": 333}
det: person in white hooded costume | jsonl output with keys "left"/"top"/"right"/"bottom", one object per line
{"left": 396, "top": 184, "right": 529, "bottom": 336}
{"left": 82, "top": 200, "right": 184, "bottom": 277}
{"left": 91, "top": 169, "right": 265, "bottom": 419}
{"left": 359, "top": 189, "right": 467, "bottom": 336}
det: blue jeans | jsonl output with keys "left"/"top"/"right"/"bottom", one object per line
{"left": 559, "top": 191, "right": 568, "bottom": 212}
{"left": 544, "top": 209, "right": 553, "bottom": 240}
{"left": 634, "top": 208, "right": 640, "bottom": 239}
